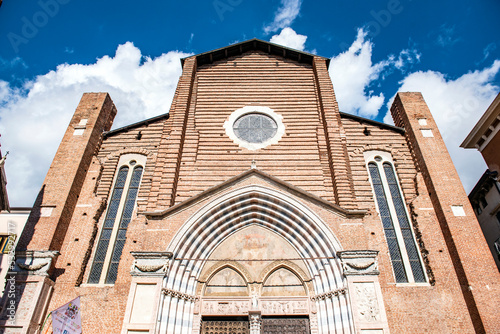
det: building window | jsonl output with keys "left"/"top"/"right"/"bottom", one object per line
{"left": 365, "top": 152, "right": 426, "bottom": 284}
{"left": 224, "top": 105, "right": 285, "bottom": 151}
{"left": 89, "top": 155, "right": 145, "bottom": 284}
{"left": 233, "top": 113, "right": 278, "bottom": 144}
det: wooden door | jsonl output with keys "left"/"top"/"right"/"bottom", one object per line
{"left": 262, "top": 318, "right": 310, "bottom": 334}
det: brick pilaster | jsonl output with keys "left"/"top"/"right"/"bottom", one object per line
{"left": 313, "top": 57, "right": 356, "bottom": 209}
{"left": 147, "top": 57, "right": 197, "bottom": 210}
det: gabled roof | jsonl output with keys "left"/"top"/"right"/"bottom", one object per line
{"left": 182, "top": 38, "right": 330, "bottom": 68}
{"left": 144, "top": 168, "right": 366, "bottom": 220}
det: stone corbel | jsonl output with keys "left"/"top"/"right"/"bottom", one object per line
{"left": 337, "top": 250, "right": 379, "bottom": 276}
{"left": 130, "top": 251, "right": 172, "bottom": 277}
{"left": 13, "top": 250, "right": 60, "bottom": 276}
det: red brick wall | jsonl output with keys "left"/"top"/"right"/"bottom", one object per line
{"left": 172, "top": 52, "right": 341, "bottom": 205}
{"left": 482, "top": 131, "right": 500, "bottom": 174}
{"left": 341, "top": 115, "right": 476, "bottom": 333}
{"left": 392, "top": 92, "right": 500, "bottom": 333}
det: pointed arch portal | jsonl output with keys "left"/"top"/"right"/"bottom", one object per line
{"left": 158, "top": 186, "right": 355, "bottom": 333}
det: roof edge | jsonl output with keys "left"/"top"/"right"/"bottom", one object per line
{"left": 461, "top": 92, "right": 500, "bottom": 148}
{"left": 181, "top": 38, "right": 330, "bottom": 68}
{"left": 339, "top": 112, "right": 405, "bottom": 134}
{"left": 103, "top": 113, "right": 170, "bottom": 138}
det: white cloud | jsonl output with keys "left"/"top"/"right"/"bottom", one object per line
{"left": 0, "top": 56, "right": 27, "bottom": 70}
{"left": 390, "top": 49, "right": 421, "bottom": 71}
{"left": 0, "top": 42, "right": 190, "bottom": 206}
{"left": 384, "top": 60, "right": 500, "bottom": 192}
{"left": 264, "top": 0, "right": 302, "bottom": 34}
{"left": 270, "top": 27, "right": 307, "bottom": 51}
{"left": 330, "top": 28, "right": 498, "bottom": 192}
{"left": 435, "top": 24, "right": 460, "bottom": 47}
{"left": 480, "top": 42, "right": 497, "bottom": 64}
{"left": 329, "top": 30, "right": 386, "bottom": 117}
{"left": 330, "top": 29, "right": 420, "bottom": 118}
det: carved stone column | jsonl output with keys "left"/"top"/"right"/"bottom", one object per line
{"left": 248, "top": 310, "right": 262, "bottom": 334}
{"left": 338, "top": 250, "right": 390, "bottom": 334}
{"left": 0, "top": 250, "right": 59, "bottom": 334}
{"left": 121, "top": 252, "right": 171, "bottom": 334}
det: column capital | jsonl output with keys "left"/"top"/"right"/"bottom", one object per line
{"left": 248, "top": 310, "right": 262, "bottom": 334}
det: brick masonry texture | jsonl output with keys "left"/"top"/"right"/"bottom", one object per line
{"left": 391, "top": 92, "right": 500, "bottom": 333}
{"left": 170, "top": 52, "right": 343, "bottom": 206}
{"left": 481, "top": 131, "right": 500, "bottom": 174}
{"left": 12, "top": 50, "right": 500, "bottom": 334}
{"left": 18, "top": 93, "right": 116, "bottom": 252}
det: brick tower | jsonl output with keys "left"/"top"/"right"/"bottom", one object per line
{"left": 3, "top": 93, "right": 116, "bottom": 333}
{"left": 392, "top": 92, "right": 500, "bottom": 333}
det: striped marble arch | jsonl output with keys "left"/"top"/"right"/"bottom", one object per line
{"left": 157, "top": 186, "right": 355, "bottom": 334}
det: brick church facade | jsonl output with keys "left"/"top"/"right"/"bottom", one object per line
{"left": 1, "top": 40, "right": 499, "bottom": 333}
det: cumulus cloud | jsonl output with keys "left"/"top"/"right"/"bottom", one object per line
{"left": 0, "top": 42, "right": 190, "bottom": 206}
{"left": 384, "top": 60, "right": 500, "bottom": 191}
{"left": 270, "top": 27, "right": 307, "bottom": 51}
{"left": 329, "top": 29, "right": 420, "bottom": 118}
{"left": 264, "top": 0, "right": 302, "bottom": 34}
{"left": 331, "top": 28, "right": 499, "bottom": 192}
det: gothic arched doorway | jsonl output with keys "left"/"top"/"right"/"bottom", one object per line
{"left": 158, "top": 186, "right": 354, "bottom": 333}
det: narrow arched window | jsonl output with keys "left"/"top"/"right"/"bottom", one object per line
{"left": 106, "top": 166, "right": 143, "bottom": 283}
{"left": 366, "top": 153, "right": 426, "bottom": 284}
{"left": 383, "top": 162, "right": 425, "bottom": 282}
{"left": 89, "top": 155, "right": 145, "bottom": 284}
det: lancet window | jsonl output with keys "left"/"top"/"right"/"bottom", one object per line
{"left": 89, "top": 154, "right": 145, "bottom": 284}
{"left": 366, "top": 152, "right": 426, "bottom": 283}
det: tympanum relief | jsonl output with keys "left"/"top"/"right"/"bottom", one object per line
{"left": 198, "top": 225, "right": 313, "bottom": 318}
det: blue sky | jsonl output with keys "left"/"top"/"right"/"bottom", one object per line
{"left": 1, "top": 0, "right": 499, "bottom": 206}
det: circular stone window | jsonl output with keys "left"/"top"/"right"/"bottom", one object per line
{"left": 233, "top": 113, "right": 277, "bottom": 144}
{"left": 224, "top": 106, "right": 285, "bottom": 150}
